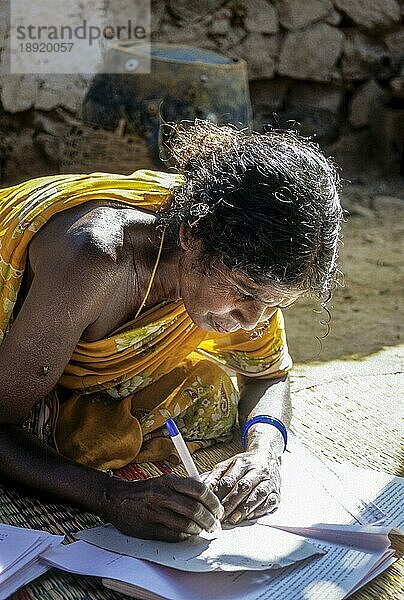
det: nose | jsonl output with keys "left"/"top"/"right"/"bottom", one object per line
{"left": 230, "top": 305, "right": 273, "bottom": 331}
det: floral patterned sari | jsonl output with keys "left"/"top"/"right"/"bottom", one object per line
{"left": 0, "top": 169, "right": 292, "bottom": 470}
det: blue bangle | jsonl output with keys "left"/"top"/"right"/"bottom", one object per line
{"left": 241, "top": 415, "right": 288, "bottom": 452}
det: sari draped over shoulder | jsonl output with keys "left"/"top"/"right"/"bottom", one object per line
{"left": 0, "top": 169, "right": 292, "bottom": 470}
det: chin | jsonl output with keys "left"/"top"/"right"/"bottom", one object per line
{"left": 202, "top": 321, "right": 217, "bottom": 332}
{"left": 186, "top": 308, "right": 214, "bottom": 331}
{"left": 193, "top": 316, "right": 215, "bottom": 331}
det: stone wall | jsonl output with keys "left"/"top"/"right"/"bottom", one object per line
{"left": 0, "top": 0, "right": 403, "bottom": 184}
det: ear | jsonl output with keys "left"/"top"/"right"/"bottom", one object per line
{"left": 179, "top": 222, "right": 198, "bottom": 251}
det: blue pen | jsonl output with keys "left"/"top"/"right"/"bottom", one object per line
{"left": 166, "top": 418, "right": 222, "bottom": 532}
{"left": 166, "top": 418, "right": 201, "bottom": 480}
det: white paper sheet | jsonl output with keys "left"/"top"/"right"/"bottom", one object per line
{"left": 41, "top": 538, "right": 393, "bottom": 600}
{"left": 246, "top": 540, "right": 395, "bottom": 600}
{"left": 328, "top": 462, "right": 404, "bottom": 529}
{"left": 0, "top": 525, "right": 63, "bottom": 600}
{"left": 262, "top": 523, "right": 402, "bottom": 551}
{"left": 0, "top": 533, "right": 62, "bottom": 585}
{"left": 76, "top": 522, "right": 322, "bottom": 572}
{"left": 0, "top": 525, "right": 42, "bottom": 575}
{"left": 277, "top": 437, "right": 386, "bottom": 525}
{"left": 0, "top": 536, "right": 63, "bottom": 600}
{"left": 256, "top": 448, "right": 356, "bottom": 530}
{"left": 41, "top": 541, "right": 276, "bottom": 600}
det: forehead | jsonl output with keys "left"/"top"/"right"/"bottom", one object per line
{"left": 225, "top": 268, "right": 300, "bottom": 305}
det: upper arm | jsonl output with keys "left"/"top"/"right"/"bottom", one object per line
{"left": 0, "top": 238, "right": 118, "bottom": 424}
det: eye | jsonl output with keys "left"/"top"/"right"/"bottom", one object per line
{"left": 234, "top": 287, "right": 255, "bottom": 301}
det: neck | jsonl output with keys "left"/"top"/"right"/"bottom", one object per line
{"left": 130, "top": 219, "right": 182, "bottom": 310}
{"left": 150, "top": 231, "right": 182, "bottom": 303}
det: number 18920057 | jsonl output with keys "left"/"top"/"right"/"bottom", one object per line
{"left": 19, "top": 42, "right": 74, "bottom": 52}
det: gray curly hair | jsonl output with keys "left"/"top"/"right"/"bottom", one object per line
{"left": 159, "top": 119, "right": 343, "bottom": 295}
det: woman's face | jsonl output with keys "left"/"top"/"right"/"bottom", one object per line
{"left": 178, "top": 225, "right": 300, "bottom": 333}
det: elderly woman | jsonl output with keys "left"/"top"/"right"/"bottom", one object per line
{"left": 0, "top": 121, "right": 342, "bottom": 541}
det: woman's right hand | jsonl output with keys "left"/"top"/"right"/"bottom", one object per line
{"left": 102, "top": 473, "right": 224, "bottom": 542}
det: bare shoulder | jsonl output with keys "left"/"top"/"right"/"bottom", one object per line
{"left": 28, "top": 202, "right": 134, "bottom": 277}
{"left": 22, "top": 200, "right": 154, "bottom": 342}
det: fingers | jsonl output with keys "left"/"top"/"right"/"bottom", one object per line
{"left": 153, "top": 508, "right": 204, "bottom": 537}
{"left": 110, "top": 475, "right": 224, "bottom": 541}
{"left": 204, "top": 455, "right": 282, "bottom": 525}
{"left": 207, "top": 457, "right": 252, "bottom": 503}
{"left": 221, "top": 470, "right": 261, "bottom": 520}
{"left": 113, "top": 501, "right": 197, "bottom": 543}
{"left": 166, "top": 474, "right": 224, "bottom": 522}
{"left": 203, "top": 458, "right": 235, "bottom": 492}
{"left": 228, "top": 489, "right": 280, "bottom": 524}
{"left": 161, "top": 488, "right": 218, "bottom": 533}
{"left": 248, "top": 491, "right": 280, "bottom": 520}
{"left": 143, "top": 522, "right": 194, "bottom": 543}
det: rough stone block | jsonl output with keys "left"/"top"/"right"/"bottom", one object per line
{"left": 151, "top": 0, "right": 167, "bottom": 34}
{"left": 384, "top": 30, "right": 404, "bottom": 70}
{"left": 35, "top": 132, "right": 64, "bottom": 165}
{"left": 0, "top": 75, "right": 36, "bottom": 112}
{"left": 2, "top": 128, "right": 51, "bottom": 184}
{"left": 325, "top": 8, "right": 342, "bottom": 26}
{"left": 282, "top": 106, "right": 342, "bottom": 144}
{"left": 341, "top": 31, "right": 390, "bottom": 81}
{"left": 35, "top": 75, "right": 88, "bottom": 113}
{"left": 34, "top": 109, "right": 78, "bottom": 139}
{"left": 250, "top": 78, "right": 290, "bottom": 127}
{"left": 0, "top": 2, "right": 9, "bottom": 60}
{"left": 278, "top": 24, "right": 344, "bottom": 81}
{"left": 327, "top": 130, "right": 374, "bottom": 178}
{"left": 277, "top": 0, "right": 333, "bottom": 31}
{"left": 158, "top": 20, "right": 217, "bottom": 49}
{"left": 369, "top": 98, "right": 404, "bottom": 173}
{"left": 334, "top": 0, "right": 400, "bottom": 32}
{"left": 232, "top": 33, "right": 279, "bottom": 79}
{"left": 214, "top": 25, "right": 246, "bottom": 51}
{"left": 348, "top": 80, "right": 385, "bottom": 128}
{"left": 285, "top": 82, "right": 344, "bottom": 144}
{"left": 209, "top": 8, "right": 232, "bottom": 37}
{"left": 168, "top": 0, "right": 223, "bottom": 21}
{"left": 250, "top": 79, "right": 291, "bottom": 131}
{"left": 210, "top": 19, "right": 231, "bottom": 36}
{"left": 244, "top": 0, "right": 279, "bottom": 34}
{"left": 390, "top": 77, "right": 404, "bottom": 100}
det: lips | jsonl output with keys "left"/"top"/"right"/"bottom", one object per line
{"left": 212, "top": 319, "right": 237, "bottom": 333}
{"left": 213, "top": 320, "right": 228, "bottom": 333}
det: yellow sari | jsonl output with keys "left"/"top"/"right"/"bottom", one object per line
{"left": 0, "top": 170, "right": 292, "bottom": 470}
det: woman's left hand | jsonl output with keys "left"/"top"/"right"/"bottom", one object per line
{"left": 203, "top": 451, "right": 281, "bottom": 524}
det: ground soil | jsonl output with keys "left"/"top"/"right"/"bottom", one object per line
{"left": 284, "top": 177, "right": 404, "bottom": 364}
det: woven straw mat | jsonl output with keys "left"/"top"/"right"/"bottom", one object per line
{"left": 2, "top": 345, "right": 402, "bottom": 599}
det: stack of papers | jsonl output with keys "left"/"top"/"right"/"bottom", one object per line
{"left": 0, "top": 524, "right": 63, "bottom": 600}
{"left": 39, "top": 440, "right": 404, "bottom": 600}
{"left": 41, "top": 529, "right": 399, "bottom": 600}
